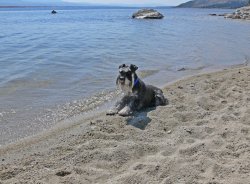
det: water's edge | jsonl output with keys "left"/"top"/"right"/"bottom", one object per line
{"left": 1, "top": 61, "right": 248, "bottom": 147}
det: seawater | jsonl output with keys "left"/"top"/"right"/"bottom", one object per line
{"left": 0, "top": 7, "right": 250, "bottom": 145}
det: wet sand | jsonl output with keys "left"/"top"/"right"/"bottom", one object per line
{"left": 0, "top": 66, "right": 250, "bottom": 184}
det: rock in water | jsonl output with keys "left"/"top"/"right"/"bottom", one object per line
{"left": 51, "top": 10, "right": 57, "bottom": 14}
{"left": 132, "top": 9, "right": 164, "bottom": 19}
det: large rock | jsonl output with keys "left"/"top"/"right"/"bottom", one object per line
{"left": 224, "top": 6, "right": 250, "bottom": 20}
{"left": 132, "top": 9, "right": 164, "bottom": 19}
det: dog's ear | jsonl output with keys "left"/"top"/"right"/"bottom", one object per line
{"left": 119, "top": 64, "right": 126, "bottom": 69}
{"left": 130, "top": 64, "right": 138, "bottom": 72}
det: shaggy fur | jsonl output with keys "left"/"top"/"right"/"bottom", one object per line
{"left": 107, "top": 64, "right": 166, "bottom": 116}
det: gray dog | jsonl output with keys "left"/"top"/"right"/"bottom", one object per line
{"left": 107, "top": 64, "right": 166, "bottom": 116}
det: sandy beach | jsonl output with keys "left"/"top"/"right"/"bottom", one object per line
{"left": 0, "top": 66, "right": 250, "bottom": 184}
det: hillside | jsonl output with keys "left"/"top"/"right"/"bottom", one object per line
{"left": 177, "top": 0, "right": 249, "bottom": 8}
{"left": 0, "top": 0, "right": 65, "bottom": 6}
{"left": 0, "top": 0, "right": 91, "bottom": 6}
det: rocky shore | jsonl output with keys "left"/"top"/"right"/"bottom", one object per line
{"left": 224, "top": 6, "right": 250, "bottom": 20}
{"left": 177, "top": 0, "right": 249, "bottom": 9}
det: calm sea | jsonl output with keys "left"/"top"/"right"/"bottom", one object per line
{"left": 0, "top": 7, "right": 250, "bottom": 145}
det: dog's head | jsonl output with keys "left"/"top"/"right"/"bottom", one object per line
{"left": 116, "top": 64, "right": 138, "bottom": 92}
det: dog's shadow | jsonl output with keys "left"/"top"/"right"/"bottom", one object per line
{"left": 125, "top": 107, "right": 157, "bottom": 130}
{"left": 126, "top": 98, "right": 169, "bottom": 130}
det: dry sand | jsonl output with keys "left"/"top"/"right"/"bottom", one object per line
{"left": 0, "top": 66, "right": 250, "bottom": 184}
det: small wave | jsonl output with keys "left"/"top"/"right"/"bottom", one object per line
{"left": 0, "top": 78, "right": 53, "bottom": 96}
{"left": 36, "top": 89, "right": 121, "bottom": 125}
{"left": 175, "top": 65, "right": 210, "bottom": 72}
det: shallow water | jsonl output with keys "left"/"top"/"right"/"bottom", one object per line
{"left": 0, "top": 7, "right": 250, "bottom": 145}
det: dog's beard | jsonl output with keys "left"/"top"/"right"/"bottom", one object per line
{"left": 117, "top": 78, "right": 132, "bottom": 93}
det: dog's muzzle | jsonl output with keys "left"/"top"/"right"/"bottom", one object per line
{"left": 119, "top": 76, "right": 125, "bottom": 85}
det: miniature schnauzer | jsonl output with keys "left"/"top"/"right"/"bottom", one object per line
{"left": 107, "top": 64, "right": 166, "bottom": 116}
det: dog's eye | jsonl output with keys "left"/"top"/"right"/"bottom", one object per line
{"left": 120, "top": 71, "right": 125, "bottom": 75}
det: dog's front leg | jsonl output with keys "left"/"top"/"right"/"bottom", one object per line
{"left": 118, "top": 95, "right": 137, "bottom": 116}
{"left": 106, "top": 95, "right": 130, "bottom": 115}
{"left": 106, "top": 103, "right": 123, "bottom": 115}
{"left": 118, "top": 105, "right": 133, "bottom": 116}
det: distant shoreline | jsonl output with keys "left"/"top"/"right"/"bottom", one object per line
{"left": 0, "top": 5, "right": 173, "bottom": 9}
{"left": 0, "top": 6, "right": 240, "bottom": 10}
{"left": 0, "top": 6, "right": 52, "bottom": 8}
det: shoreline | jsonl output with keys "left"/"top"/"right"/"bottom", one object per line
{"left": 1, "top": 6, "right": 250, "bottom": 148}
{"left": 0, "top": 62, "right": 248, "bottom": 147}
{"left": 1, "top": 65, "right": 250, "bottom": 183}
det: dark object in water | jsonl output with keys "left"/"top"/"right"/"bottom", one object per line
{"left": 209, "top": 13, "right": 227, "bottom": 16}
{"left": 177, "top": 67, "right": 186, "bottom": 71}
{"left": 51, "top": 10, "right": 57, "bottom": 14}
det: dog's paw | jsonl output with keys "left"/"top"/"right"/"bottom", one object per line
{"left": 106, "top": 109, "right": 118, "bottom": 116}
{"left": 118, "top": 106, "right": 133, "bottom": 117}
